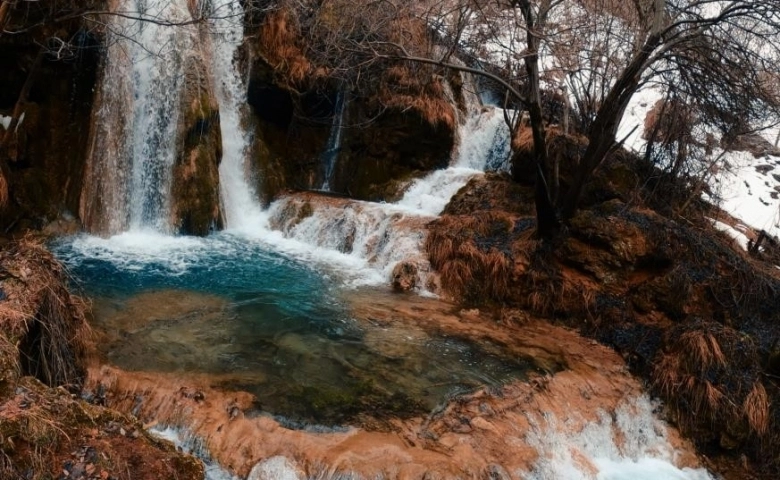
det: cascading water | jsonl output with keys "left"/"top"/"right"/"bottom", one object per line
{"left": 265, "top": 104, "right": 513, "bottom": 286}
{"left": 207, "top": 0, "right": 265, "bottom": 230}
{"left": 522, "top": 395, "right": 713, "bottom": 480}
{"left": 321, "top": 88, "right": 347, "bottom": 191}
{"left": 81, "top": 0, "right": 194, "bottom": 234}
{"left": 395, "top": 106, "right": 511, "bottom": 215}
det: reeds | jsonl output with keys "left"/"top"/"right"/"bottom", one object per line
{"left": 426, "top": 213, "right": 522, "bottom": 302}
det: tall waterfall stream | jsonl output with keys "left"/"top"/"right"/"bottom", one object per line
{"left": 54, "top": 1, "right": 713, "bottom": 478}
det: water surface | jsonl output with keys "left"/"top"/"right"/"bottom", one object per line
{"left": 54, "top": 231, "right": 534, "bottom": 426}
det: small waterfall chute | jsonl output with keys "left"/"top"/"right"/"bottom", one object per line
{"left": 321, "top": 88, "right": 348, "bottom": 191}
{"left": 208, "top": 0, "right": 266, "bottom": 231}
{"left": 395, "top": 106, "right": 511, "bottom": 216}
{"left": 264, "top": 104, "right": 513, "bottom": 290}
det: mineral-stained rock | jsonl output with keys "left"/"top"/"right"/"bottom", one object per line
{"left": 392, "top": 260, "right": 419, "bottom": 292}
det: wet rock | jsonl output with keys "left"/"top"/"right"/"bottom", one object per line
{"left": 42, "top": 213, "right": 81, "bottom": 236}
{"left": 170, "top": 43, "right": 223, "bottom": 236}
{"left": 247, "top": 456, "right": 304, "bottom": 480}
{"left": 391, "top": 261, "right": 419, "bottom": 292}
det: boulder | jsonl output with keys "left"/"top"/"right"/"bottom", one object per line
{"left": 392, "top": 261, "right": 419, "bottom": 292}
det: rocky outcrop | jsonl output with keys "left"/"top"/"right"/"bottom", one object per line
{"left": 0, "top": 30, "right": 100, "bottom": 232}
{"left": 170, "top": 41, "right": 223, "bottom": 236}
{"left": 245, "top": 8, "right": 456, "bottom": 203}
{"left": 428, "top": 171, "right": 780, "bottom": 478}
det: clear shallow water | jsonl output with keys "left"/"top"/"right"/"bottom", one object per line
{"left": 53, "top": 232, "right": 533, "bottom": 426}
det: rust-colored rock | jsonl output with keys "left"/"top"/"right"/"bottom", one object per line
{"left": 391, "top": 261, "right": 419, "bottom": 292}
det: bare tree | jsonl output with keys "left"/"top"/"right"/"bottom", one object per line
{"left": 275, "top": 0, "right": 780, "bottom": 237}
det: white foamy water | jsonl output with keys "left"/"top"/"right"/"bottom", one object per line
{"left": 209, "top": 0, "right": 266, "bottom": 231}
{"left": 256, "top": 105, "right": 513, "bottom": 289}
{"left": 396, "top": 106, "right": 511, "bottom": 215}
{"left": 57, "top": 227, "right": 387, "bottom": 287}
{"left": 149, "top": 426, "right": 239, "bottom": 480}
{"left": 266, "top": 197, "right": 433, "bottom": 287}
{"left": 82, "top": 0, "right": 194, "bottom": 234}
{"left": 521, "top": 395, "right": 713, "bottom": 480}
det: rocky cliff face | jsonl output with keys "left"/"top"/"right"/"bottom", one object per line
{"left": 0, "top": 27, "right": 100, "bottom": 232}
{"left": 169, "top": 23, "right": 223, "bottom": 236}
{"left": 245, "top": 8, "right": 457, "bottom": 203}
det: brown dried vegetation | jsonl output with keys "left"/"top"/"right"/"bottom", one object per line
{"left": 427, "top": 170, "right": 780, "bottom": 477}
{"left": 0, "top": 238, "right": 203, "bottom": 479}
{"left": 257, "top": 8, "right": 314, "bottom": 86}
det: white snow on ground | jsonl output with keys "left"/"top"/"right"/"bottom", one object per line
{"left": 0, "top": 115, "right": 11, "bottom": 130}
{"left": 618, "top": 88, "right": 780, "bottom": 243}
{"left": 710, "top": 219, "right": 751, "bottom": 250}
{"left": 708, "top": 149, "right": 780, "bottom": 239}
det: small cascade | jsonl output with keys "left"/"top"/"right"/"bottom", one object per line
{"left": 81, "top": 0, "right": 195, "bottom": 234}
{"left": 321, "top": 88, "right": 347, "bottom": 191}
{"left": 522, "top": 395, "right": 713, "bottom": 480}
{"left": 396, "top": 106, "right": 511, "bottom": 215}
{"left": 208, "top": 0, "right": 265, "bottom": 230}
{"left": 268, "top": 194, "right": 434, "bottom": 287}
{"left": 264, "top": 105, "right": 512, "bottom": 289}
{"left": 149, "top": 426, "right": 239, "bottom": 480}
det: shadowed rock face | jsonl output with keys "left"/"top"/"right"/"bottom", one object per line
{"left": 0, "top": 33, "right": 100, "bottom": 232}
{"left": 246, "top": 51, "right": 456, "bottom": 204}
{"left": 170, "top": 36, "right": 223, "bottom": 236}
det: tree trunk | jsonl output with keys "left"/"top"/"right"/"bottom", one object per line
{"left": 560, "top": 29, "right": 663, "bottom": 219}
{"left": 518, "top": 0, "right": 559, "bottom": 238}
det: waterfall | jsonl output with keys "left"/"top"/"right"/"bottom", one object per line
{"left": 522, "top": 395, "right": 713, "bottom": 480}
{"left": 266, "top": 105, "right": 512, "bottom": 287}
{"left": 149, "top": 426, "right": 239, "bottom": 480}
{"left": 396, "top": 106, "right": 511, "bottom": 215}
{"left": 208, "top": 0, "right": 265, "bottom": 230}
{"left": 321, "top": 88, "right": 348, "bottom": 191}
{"left": 81, "top": 0, "right": 194, "bottom": 234}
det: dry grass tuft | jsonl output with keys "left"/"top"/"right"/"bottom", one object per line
{"left": 379, "top": 62, "right": 456, "bottom": 131}
{"left": 652, "top": 320, "right": 768, "bottom": 442}
{"left": 744, "top": 382, "right": 769, "bottom": 436}
{"left": 426, "top": 213, "right": 519, "bottom": 301}
{"left": 258, "top": 8, "right": 313, "bottom": 85}
{"left": 0, "top": 236, "right": 91, "bottom": 388}
{"left": 677, "top": 330, "right": 726, "bottom": 370}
